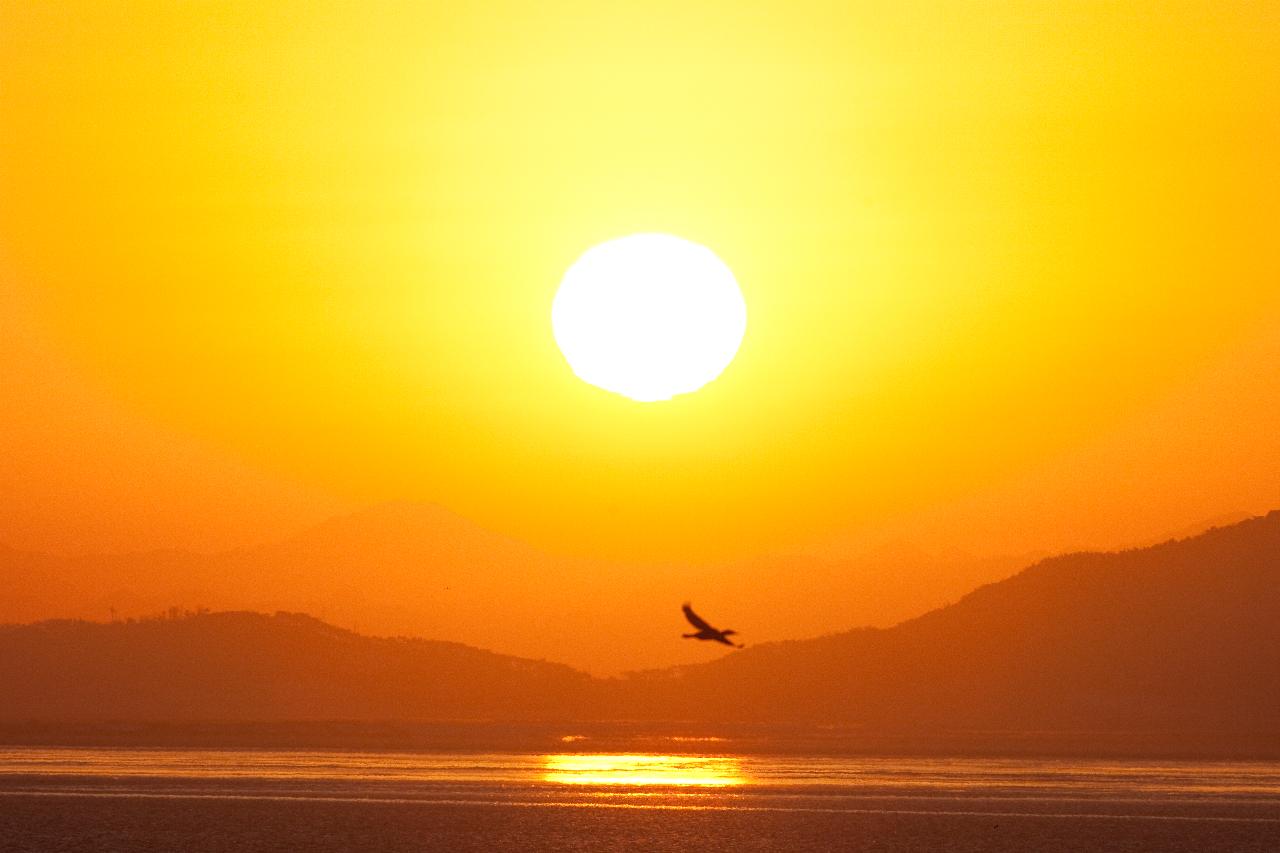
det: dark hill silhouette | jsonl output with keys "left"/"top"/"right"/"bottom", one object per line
{"left": 627, "top": 511, "right": 1280, "bottom": 731}
{"left": 1, "top": 512, "right": 1277, "bottom": 747}
{"left": 0, "top": 611, "right": 591, "bottom": 721}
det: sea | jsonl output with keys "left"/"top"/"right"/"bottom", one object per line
{"left": 2, "top": 736, "right": 1278, "bottom": 852}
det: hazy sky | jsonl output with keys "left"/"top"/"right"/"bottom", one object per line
{"left": 2, "top": 1, "right": 1278, "bottom": 568}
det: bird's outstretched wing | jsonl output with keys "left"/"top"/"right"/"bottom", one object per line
{"left": 682, "top": 602, "right": 714, "bottom": 632}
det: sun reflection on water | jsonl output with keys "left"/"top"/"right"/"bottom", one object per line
{"left": 543, "top": 754, "right": 744, "bottom": 787}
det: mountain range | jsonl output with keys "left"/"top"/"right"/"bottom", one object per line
{"left": 3, "top": 511, "right": 1276, "bottom": 752}
{"left": 0, "top": 501, "right": 1037, "bottom": 674}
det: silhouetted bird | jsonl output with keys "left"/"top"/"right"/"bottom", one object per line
{"left": 681, "top": 602, "right": 743, "bottom": 648}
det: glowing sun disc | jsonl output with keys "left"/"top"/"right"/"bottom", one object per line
{"left": 552, "top": 234, "right": 747, "bottom": 402}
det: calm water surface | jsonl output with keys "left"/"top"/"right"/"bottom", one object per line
{"left": 2, "top": 746, "right": 1277, "bottom": 851}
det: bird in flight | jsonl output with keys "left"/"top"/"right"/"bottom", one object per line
{"left": 681, "top": 602, "right": 744, "bottom": 648}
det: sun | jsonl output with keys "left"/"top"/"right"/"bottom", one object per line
{"left": 551, "top": 234, "right": 747, "bottom": 402}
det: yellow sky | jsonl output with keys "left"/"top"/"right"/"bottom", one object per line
{"left": 2, "top": 1, "right": 1278, "bottom": 564}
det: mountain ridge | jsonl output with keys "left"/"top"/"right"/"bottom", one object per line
{"left": 0, "top": 501, "right": 1039, "bottom": 674}
{"left": 2, "top": 510, "right": 1277, "bottom": 740}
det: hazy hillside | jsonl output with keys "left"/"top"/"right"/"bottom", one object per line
{"left": 2, "top": 512, "right": 1276, "bottom": 740}
{"left": 633, "top": 511, "right": 1280, "bottom": 730}
{"left": 0, "top": 611, "right": 591, "bottom": 721}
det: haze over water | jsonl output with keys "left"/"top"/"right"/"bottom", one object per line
{"left": 2, "top": 745, "right": 1278, "bottom": 852}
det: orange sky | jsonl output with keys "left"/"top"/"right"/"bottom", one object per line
{"left": 2, "top": 2, "right": 1279, "bottom": 638}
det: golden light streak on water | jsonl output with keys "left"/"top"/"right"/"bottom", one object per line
{"left": 542, "top": 754, "right": 744, "bottom": 787}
